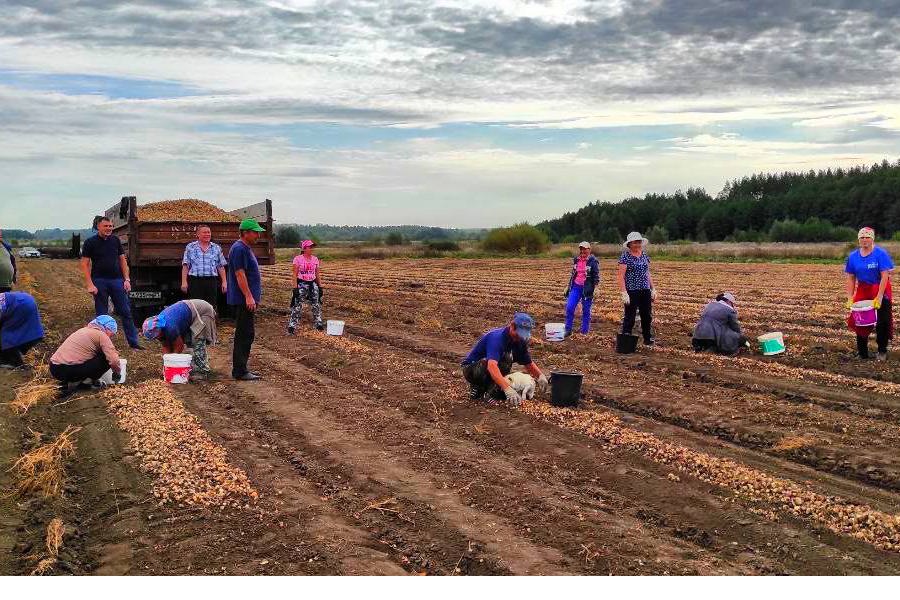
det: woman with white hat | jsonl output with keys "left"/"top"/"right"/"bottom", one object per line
{"left": 691, "top": 292, "right": 748, "bottom": 355}
{"left": 845, "top": 227, "right": 894, "bottom": 360}
{"left": 563, "top": 241, "right": 600, "bottom": 336}
{"left": 617, "top": 231, "right": 657, "bottom": 345}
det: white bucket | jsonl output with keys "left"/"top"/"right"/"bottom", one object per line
{"left": 99, "top": 359, "right": 127, "bottom": 385}
{"left": 545, "top": 323, "right": 566, "bottom": 342}
{"left": 326, "top": 320, "right": 345, "bottom": 336}
{"left": 163, "top": 353, "right": 193, "bottom": 384}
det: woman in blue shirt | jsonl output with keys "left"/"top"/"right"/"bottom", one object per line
{"left": 142, "top": 299, "right": 218, "bottom": 380}
{"left": 617, "top": 231, "right": 658, "bottom": 346}
{"left": 0, "top": 291, "right": 45, "bottom": 368}
{"left": 845, "top": 227, "right": 894, "bottom": 360}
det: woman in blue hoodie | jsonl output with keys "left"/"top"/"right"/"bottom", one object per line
{"left": 564, "top": 242, "right": 600, "bottom": 336}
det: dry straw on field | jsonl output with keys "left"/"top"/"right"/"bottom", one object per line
{"left": 102, "top": 380, "right": 258, "bottom": 508}
{"left": 9, "top": 378, "right": 58, "bottom": 416}
{"left": 137, "top": 199, "right": 241, "bottom": 223}
{"left": 28, "top": 518, "right": 66, "bottom": 576}
{"left": 10, "top": 426, "right": 80, "bottom": 498}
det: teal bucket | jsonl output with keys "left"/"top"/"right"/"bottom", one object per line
{"left": 758, "top": 332, "right": 785, "bottom": 356}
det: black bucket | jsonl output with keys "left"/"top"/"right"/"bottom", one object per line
{"left": 616, "top": 333, "right": 639, "bottom": 354}
{"left": 550, "top": 371, "right": 583, "bottom": 407}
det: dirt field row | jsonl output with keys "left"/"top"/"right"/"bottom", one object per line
{"left": 2, "top": 257, "right": 900, "bottom": 575}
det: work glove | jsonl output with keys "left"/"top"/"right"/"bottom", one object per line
{"left": 651, "top": 288, "right": 659, "bottom": 301}
{"left": 845, "top": 298, "right": 854, "bottom": 310}
{"left": 503, "top": 386, "right": 522, "bottom": 407}
{"left": 537, "top": 374, "right": 550, "bottom": 393}
{"left": 112, "top": 371, "right": 123, "bottom": 384}
{"left": 318, "top": 286, "right": 324, "bottom": 302}
{"left": 621, "top": 291, "right": 631, "bottom": 305}
{"left": 290, "top": 288, "right": 300, "bottom": 309}
{"left": 874, "top": 297, "right": 882, "bottom": 310}
{"left": 564, "top": 287, "right": 570, "bottom": 299}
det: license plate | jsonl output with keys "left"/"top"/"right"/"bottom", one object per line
{"left": 130, "top": 291, "right": 162, "bottom": 299}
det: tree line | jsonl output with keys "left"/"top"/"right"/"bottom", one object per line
{"left": 538, "top": 159, "right": 900, "bottom": 243}
{"left": 274, "top": 224, "right": 485, "bottom": 247}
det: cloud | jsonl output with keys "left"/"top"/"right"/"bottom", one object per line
{"left": 1, "top": 1, "right": 899, "bottom": 229}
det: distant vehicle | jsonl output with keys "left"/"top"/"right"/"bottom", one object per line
{"left": 17, "top": 247, "right": 41, "bottom": 258}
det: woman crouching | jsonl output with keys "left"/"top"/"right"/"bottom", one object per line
{"left": 691, "top": 292, "right": 749, "bottom": 355}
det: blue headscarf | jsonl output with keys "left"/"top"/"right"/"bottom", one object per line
{"left": 141, "top": 312, "right": 168, "bottom": 340}
{"left": 90, "top": 315, "right": 118, "bottom": 334}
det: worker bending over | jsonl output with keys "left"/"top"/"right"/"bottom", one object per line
{"left": 461, "top": 312, "right": 548, "bottom": 406}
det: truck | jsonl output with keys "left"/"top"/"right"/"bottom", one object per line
{"left": 101, "top": 196, "right": 275, "bottom": 325}
{"left": 38, "top": 234, "right": 81, "bottom": 259}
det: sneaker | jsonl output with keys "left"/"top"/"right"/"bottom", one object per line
{"left": 644, "top": 338, "right": 655, "bottom": 346}
{"left": 288, "top": 326, "right": 296, "bottom": 335}
{"left": 564, "top": 329, "right": 573, "bottom": 338}
{"left": 56, "top": 384, "right": 75, "bottom": 400}
{"left": 468, "top": 385, "right": 485, "bottom": 401}
{"left": 315, "top": 323, "right": 325, "bottom": 332}
{"left": 129, "top": 344, "right": 145, "bottom": 351}
{"left": 877, "top": 352, "right": 888, "bottom": 362}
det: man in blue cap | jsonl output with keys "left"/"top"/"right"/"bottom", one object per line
{"left": 461, "top": 312, "right": 549, "bottom": 406}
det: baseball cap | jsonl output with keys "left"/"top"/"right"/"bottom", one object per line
{"left": 301, "top": 239, "right": 316, "bottom": 249}
{"left": 578, "top": 241, "right": 591, "bottom": 249}
{"left": 239, "top": 218, "right": 266, "bottom": 232}
{"left": 722, "top": 292, "right": 736, "bottom": 304}
{"left": 513, "top": 312, "right": 535, "bottom": 341}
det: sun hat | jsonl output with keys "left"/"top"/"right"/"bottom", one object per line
{"left": 858, "top": 227, "right": 875, "bottom": 240}
{"left": 623, "top": 231, "right": 649, "bottom": 248}
{"left": 513, "top": 312, "right": 535, "bottom": 342}
{"left": 239, "top": 218, "right": 266, "bottom": 233}
{"left": 301, "top": 240, "right": 316, "bottom": 250}
{"left": 578, "top": 241, "right": 591, "bottom": 249}
{"left": 722, "top": 292, "right": 736, "bottom": 304}
{"left": 90, "top": 315, "right": 118, "bottom": 334}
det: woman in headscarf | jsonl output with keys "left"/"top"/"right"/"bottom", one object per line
{"left": 0, "top": 291, "right": 45, "bottom": 369}
{"left": 288, "top": 239, "right": 324, "bottom": 334}
{"left": 617, "top": 231, "right": 657, "bottom": 346}
{"left": 691, "top": 292, "right": 749, "bottom": 355}
{"left": 563, "top": 241, "right": 600, "bottom": 337}
{"left": 142, "top": 299, "right": 218, "bottom": 380}
{"left": 845, "top": 227, "right": 894, "bottom": 360}
{"left": 50, "top": 315, "right": 122, "bottom": 396}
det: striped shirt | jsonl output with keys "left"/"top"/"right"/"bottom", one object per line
{"left": 182, "top": 241, "right": 227, "bottom": 277}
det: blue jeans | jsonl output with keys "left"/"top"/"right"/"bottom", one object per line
{"left": 92, "top": 277, "right": 139, "bottom": 348}
{"left": 565, "top": 284, "right": 593, "bottom": 334}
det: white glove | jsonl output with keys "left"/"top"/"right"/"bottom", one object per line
{"left": 651, "top": 288, "right": 658, "bottom": 301}
{"left": 504, "top": 386, "right": 522, "bottom": 407}
{"left": 621, "top": 291, "right": 631, "bottom": 305}
{"left": 537, "top": 374, "right": 549, "bottom": 393}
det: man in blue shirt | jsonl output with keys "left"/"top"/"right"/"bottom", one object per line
{"left": 227, "top": 218, "right": 265, "bottom": 381}
{"left": 80, "top": 217, "right": 142, "bottom": 349}
{"left": 462, "top": 312, "right": 549, "bottom": 406}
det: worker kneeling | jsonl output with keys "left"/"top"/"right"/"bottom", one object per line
{"left": 691, "top": 292, "right": 749, "bottom": 356}
{"left": 50, "top": 316, "right": 122, "bottom": 397}
{"left": 142, "top": 299, "right": 218, "bottom": 381}
{"left": 461, "top": 313, "right": 549, "bottom": 406}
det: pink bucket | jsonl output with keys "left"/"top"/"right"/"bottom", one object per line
{"left": 851, "top": 300, "right": 877, "bottom": 328}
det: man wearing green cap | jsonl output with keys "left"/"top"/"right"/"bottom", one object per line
{"left": 227, "top": 219, "right": 266, "bottom": 381}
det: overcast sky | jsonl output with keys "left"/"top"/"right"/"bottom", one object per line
{"left": 1, "top": 0, "right": 898, "bottom": 230}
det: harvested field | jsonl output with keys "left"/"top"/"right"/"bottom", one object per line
{"left": 3, "top": 257, "right": 900, "bottom": 575}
